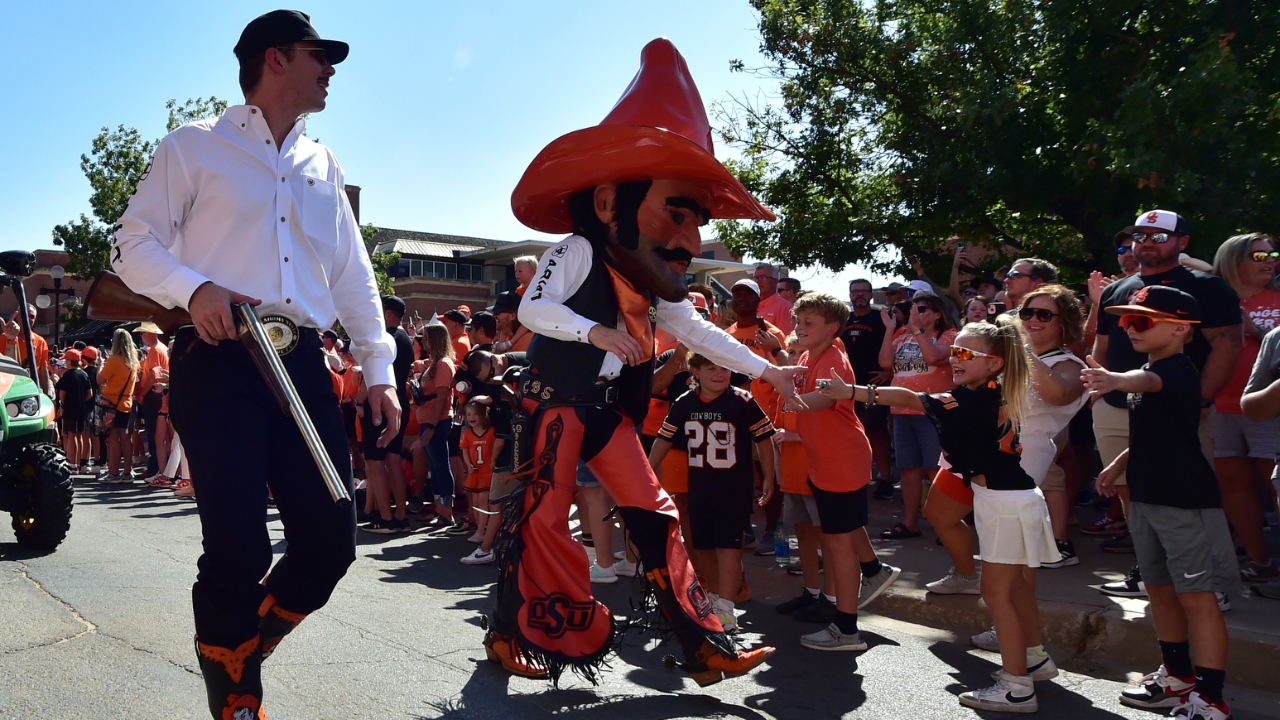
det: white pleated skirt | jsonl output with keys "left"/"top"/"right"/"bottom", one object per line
{"left": 972, "top": 484, "right": 1061, "bottom": 568}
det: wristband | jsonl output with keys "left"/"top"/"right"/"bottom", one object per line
{"left": 770, "top": 347, "right": 784, "bottom": 357}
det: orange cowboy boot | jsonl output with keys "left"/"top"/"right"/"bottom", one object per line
{"left": 258, "top": 594, "right": 308, "bottom": 661}
{"left": 483, "top": 630, "right": 549, "bottom": 680}
{"left": 677, "top": 641, "right": 776, "bottom": 688}
{"left": 195, "top": 634, "right": 268, "bottom": 720}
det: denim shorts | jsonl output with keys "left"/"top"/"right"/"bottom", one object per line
{"left": 893, "top": 413, "right": 941, "bottom": 470}
{"left": 576, "top": 461, "right": 600, "bottom": 488}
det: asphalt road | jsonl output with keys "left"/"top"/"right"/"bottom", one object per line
{"left": 2, "top": 477, "right": 1278, "bottom": 719}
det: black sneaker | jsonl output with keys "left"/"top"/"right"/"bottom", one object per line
{"left": 360, "top": 517, "right": 396, "bottom": 535}
{"left": 446, "top": 522, "right": 474, "bottom": 536}
{"left": 1100, "top": 531, "right": 1135, "bottom": 554}
{"left": 392, "top": 517, "right": 412, "bottom": 534}
{"left": 872, "top": 481, "right": 896, "bottom": 500}
{"left": 792, "top": 593, "right": 837, "bottom": 624}
{"left": 1099, "top": 566, "right": 1147, "bottom": 598}
{"left": 1042, "top": 540, "right": 1079, "bottom": 569}
{"left": 753, "top": 531, "right": 776, "bottom": 556}
{"left": 775, "top": 588, "right": 818, "bottom": 615}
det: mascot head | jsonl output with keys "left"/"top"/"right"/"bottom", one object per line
{"left": 511, "top": 39, "right": 774, "bottom": 302}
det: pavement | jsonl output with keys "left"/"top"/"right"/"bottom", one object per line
{"left": 0, "top": 469, "right": 1277, "bottom": 719}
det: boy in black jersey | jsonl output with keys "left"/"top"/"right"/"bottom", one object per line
{"left": 1082, "top": 286, "right": 1240, "bottom": 720}
{"left": 650, "top": 354, "right": 776, "bottom": 632}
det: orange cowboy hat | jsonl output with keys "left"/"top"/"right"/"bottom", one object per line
{"left": 511, "top": 38, "right": 775, "bottom": 234}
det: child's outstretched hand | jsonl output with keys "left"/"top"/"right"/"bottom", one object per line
{"left": 1080, "top": 356, "right": 1119, "bottom": 399}
{"left": 818, "top": 374, "right": 855, "bottom": 400}
{"left": 1096, "top": 462, "right": 1121, "bottom": 498}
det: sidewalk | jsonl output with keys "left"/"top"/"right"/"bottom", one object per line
{"left": 740, "top": 496, "right": 1280, "bottom": 692}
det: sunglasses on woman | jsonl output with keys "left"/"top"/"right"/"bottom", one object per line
{"left": 915, "top": 304, "right": 932, "bottom": 314}
{"left": 1251, "top": 251, "right": 1280, "bottom": 262}
{"left": 1118, "top": 315, "right": 1186, "bottom": 332}
{"left": 1018, "top": 307, "right": 1059, "bottom": 322}
{"left": 949, "top": 345, "right": 996, "bottom": 361}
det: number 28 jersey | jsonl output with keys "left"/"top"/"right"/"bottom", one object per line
{"left": 658, "top": 387, "right": 775, "bottom": 487}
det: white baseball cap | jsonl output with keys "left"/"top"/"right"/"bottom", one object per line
{"left": 905, "top": 280, "right": 933, "bottom": 295}
{"left": 1115, "top": 210, "right": 1189, "bottom": 243}
{"left": 732, "top": 278, "right": 761, "bottom": 296}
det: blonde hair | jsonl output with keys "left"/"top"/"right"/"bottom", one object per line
{"left": 422, "top": 323, "right": 454, "bottom": 372}
{"left": 513, "top": 255, "right": 539, "bottom": 271}
{"left": 111, "top": 328, "right": 139, "bottom": 371}
{"left": 791, "top": 291, "right": 850, "bottom": 327}
{"left": 1213, "top": 232, "right": 1278, "bottom": 295}
{"left": 957, "top": 316, "right": 1030, "bottom": 430}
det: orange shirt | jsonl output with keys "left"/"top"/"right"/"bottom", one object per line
{"left": 98, "top": 356, "right": 137, "bottom": 412}
{"left": 417, "top": 359, "right": 455, "bottom": 424}
{"left": 796, "top": 344, "right": 871, "bottom": 493}
{"left": 1217, "top": 287, "right": 1280, "bottom": 414}
{"left": 642, "top": 330, "right": 684, "bottom": 437}
{"left": 507, "top": 329, "right": 532, "bottom": 353}
{"left": 727, "top": 320, "right": 787, "bottom": 416}
{"left": 461, "top": 426, "right": 497, "bottom": 491}
{"left": 757, "top": 292, "right": 795, "bottom": 335}
{"left": 341, "top": 367, "right": 362, "bottom": 403}
{"left": 0, "top": 332, "right": 48, "bottom": 372}
{"left": 889, "top": 327, "right": 958, "bottom": 415}
{"left": 137, "top": 342, "right": 169, "bottom": 397}
{"left": 450, "top": 332, "right": 471, "bottom": 363}
{"left": 775, "top": 409, "right": 810, "bottom": 495}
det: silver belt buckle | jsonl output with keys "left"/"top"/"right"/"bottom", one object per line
{"left": 259, "top": 315, "right": 300, "bottom": 355}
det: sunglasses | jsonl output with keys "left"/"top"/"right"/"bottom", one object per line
{"left": 1018, "top": 307, "right": 1059, "bottom": 322}
{"left": 1131, "top": 232, "right": 1173, "bottom": 244}
{"left": 1117, "top": 246, "right": 1131, "bottom": 255}
{"left": 915, "top": 304, "right": 934, "bottom": 313}
{"left": 1118, "top": 314, "right": 1186, "bottom": 332}
{"left": 950, "top": 345, "right": 996, "bottom": 361}
{"left": 1004, "top": 270, "right": 1028, "bottom": 280}
{"left": 1252, "top": 251, "right": 1280, "bottom": 262}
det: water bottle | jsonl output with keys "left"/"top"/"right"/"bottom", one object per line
{"left": 774, "top": 522, "right": 789, "bottom": 567}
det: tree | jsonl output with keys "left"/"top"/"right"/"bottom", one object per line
{"left": 362, "top": 223, "right": 400, "bottom": 296}
{"left": 716, "top": 1, "right": 1280, "bottom": 280}
{"left": 52, "top": 98, "right": 228, "bottom": 280}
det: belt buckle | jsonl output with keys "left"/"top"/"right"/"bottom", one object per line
{"left": 259, "top": 315, "right": 300, "bottom": 355}
{"left": 604, "top": 386, "right": 618, "bottom": 404}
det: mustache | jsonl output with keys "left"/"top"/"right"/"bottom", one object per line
{"left": 653, "top": 247, "right": 694, "bottom": 263}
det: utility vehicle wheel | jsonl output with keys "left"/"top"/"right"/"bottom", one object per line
{"left": 10, "top": 444, "right": 73, "bottom": 550}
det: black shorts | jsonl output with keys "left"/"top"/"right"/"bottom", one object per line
{"left": 341, "top": 403, "right": 358, "bottom": 441}
{"left": 360, "top": 402, "right": 407, "bottom": 461}
{"left": 688, "top": 478, "right": 754, "bottom": 550}
{"left": 111, "top": 408, "right": 134, "bottom": 431}
{"left": 807, "top": 480, "right": 868, "bottom": 535}
{"left": 448, "top": 420, "right": 463, "bottom": 458}
{"left": 62, "top": 415, "right": 87, "bottom": 434}
{"left": 855, "top": 401, "right": 890, "bottom": 435}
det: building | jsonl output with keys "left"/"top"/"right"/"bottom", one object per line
{"left": 372, "top": 229, "right": 758, "bottom": 318}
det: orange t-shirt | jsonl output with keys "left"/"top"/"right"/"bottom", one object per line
{"left": 416, "top": 359, "right": 455, "bottom": 424}
{"left": 98, "top": 356, "right": 137, "bottom": 412}
{"left": 0, "top": 332, "right": 48, "bottom": 372}
{"left": 758, "top": 292, "right": 795, "bottom": 335}
{"left": 775, "top": 409, "right": 810, "bottom": 496}
{"left": 642, "top": 330, "right": 684, "bottom": 437}
{"left": 450, "top": 333, "right": 471, "bottom": 363}
{"left": 796, "top": 344, "right": 871, "bottom": 493}
{"left": 461, "top": 426, "right": 497, "bottom": 491}
{"left": 1217, "top": 287, "right": 1280, "bottom": 414}
{"left": 341, "top": 367, "right": 362, "bottom": 403}
{"left": 889, "top": 327, "right": 958, "bottom": 415}
{"left": 137, "top": 343, "right": 169, "bottom": 398}
{"left": 506, "top": 329, "right": 532, "bottom": 353}
{"left": 727, "top": 320, "right": 787, "bottom": 416}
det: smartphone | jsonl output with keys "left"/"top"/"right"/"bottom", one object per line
{"left": 957, "top": 241, "right": 967, "bottom": 251}
{"left": 816, "top": 379, "right": 831, "bottom": 389}
{"left": 988, "top": 301, "right": 1006, "bottom": 315}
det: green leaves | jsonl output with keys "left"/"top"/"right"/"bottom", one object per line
{"left": 719, "top": 0, "right": 1280, "bottom": 280}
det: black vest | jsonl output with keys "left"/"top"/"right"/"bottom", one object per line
{"left": 526, "top": 243, "right": 654, "bottom": 422}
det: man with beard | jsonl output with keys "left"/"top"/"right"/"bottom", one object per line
{"left": 491, "top": 38, "right": 802, "bottom": 687}
{"left": 1092, "top": 210, "right": 1241, "bottom": 591}
{"left": 842, "top": 278, "right": 895, "bottom": 497}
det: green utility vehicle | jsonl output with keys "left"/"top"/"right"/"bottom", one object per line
{"left": 0, "top": 250, "right": 72, "bottom": 550}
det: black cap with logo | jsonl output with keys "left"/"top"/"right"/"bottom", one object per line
{"left": 1104, "top": 285, "right": 1201, "bottom": 323}
{"left": 234, "top": 10, "right": 349, "bottom": 65}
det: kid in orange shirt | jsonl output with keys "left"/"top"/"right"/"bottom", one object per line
{"left": 460, "top": 399, "right": 504, "bottom": 544}
{"left": 783, "top": 292, "right": 900, "bottom": 649}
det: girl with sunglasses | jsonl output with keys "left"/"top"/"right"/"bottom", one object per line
{"left": 1209, "top": 233, "right": 1280, "bottom": 581}
{"left": 878, "top": 293, "right": 957, "bottom": 539}
{"left": 822, "top": 318, "right": 1060, "bottom": 712}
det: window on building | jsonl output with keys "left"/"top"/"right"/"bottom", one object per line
{"left": 396, "top": 259, "right": 484, "bottom": 281}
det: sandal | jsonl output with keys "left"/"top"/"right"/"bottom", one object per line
{"left": 880, "top": 523, "right": 922, "bottom": 540}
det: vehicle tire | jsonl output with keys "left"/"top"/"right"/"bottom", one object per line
{"left": 10, "top": 444, "right": 73, "bottom": 550}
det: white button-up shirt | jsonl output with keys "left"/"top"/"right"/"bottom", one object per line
{"left": 519, "top": 235, "right": 769, "bottom": 380}
{"left": 112, "top": 105, "right": 395, "bottom": 387}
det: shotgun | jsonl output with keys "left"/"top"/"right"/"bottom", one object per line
{"left": 83, "top": 271, "right": 350, "bottom": 504}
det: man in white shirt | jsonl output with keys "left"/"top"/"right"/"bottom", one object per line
{"left": 488, "top": 38, "right": 800, "bottom": 688}
{"left": 111, "top": 11, "right": 398, "bottom": 720}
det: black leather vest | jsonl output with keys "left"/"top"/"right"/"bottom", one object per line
{"left": 526, "top": 243, "right": 655, "bottom": 422}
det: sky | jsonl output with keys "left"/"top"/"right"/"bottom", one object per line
{"left": 0, "top": 0, "right": 896, "bottom": 297}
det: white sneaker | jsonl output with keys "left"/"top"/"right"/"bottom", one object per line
{"left": 927, "top": 568, "right": 981, "bottom": 595}
{"left": 1172, "top": 691, "right": 1232, "bottom": 720}
{"left": 460, "top": 548, "right": 495, "bottom": 565}
{"left": 800, "top": 624, "right": 867, "bottom": 651}
{"left": 971, "top": 627, "right": 1000, "bottom": 652}
{"left": 858, "top": 563, "right": 901, "bottom": 609}
{"left": 613, "top": 558, "right": 640, "bottom": 577}
{"left": 466, "top": 533, "right": 484, "bottom": 543}
{"left": 589, "top": 562, "right": 618, "bottom": 584}
{"left": 990, "top": 646, "right": 1058, "bottom": 681}
{"left": 714, "top": 597, "right": 738, "bottom": 632}
{"left": 959, "top": 671, "right": 1037, "bottom": 713}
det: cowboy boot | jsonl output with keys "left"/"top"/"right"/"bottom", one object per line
{"left": 680, "top": 641, "right": 776, "bottom": 688}
{"left": 258, "top": 594, "right": 307, "bottom": 661}
{"left": 483, "top": 630, "right": 549, "bottom": 680}
{"left": 194, "top": 634, "right": 268, "bottom": 720}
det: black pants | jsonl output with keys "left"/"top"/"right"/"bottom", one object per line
{"left": 141, "top": 391, "right": 164, "bottom": 475}
{"left": 169, "top": 327, "right": 356, "bottom": 648}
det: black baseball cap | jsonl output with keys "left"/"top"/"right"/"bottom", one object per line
{"left": 1104, "top": 285, "right": 1201, "bottom": 323}
{"left": 467, "top": 311, "right": 498, "bottom": 337}
{"left": 381, "top": 295, "right": 406, "bottom": 316}
{"left": 442, "top": 309, "right": 468, "bottom": 325}
{"left": 234, "top": 10, "right": 349, "bottom": 65}
{"left": 491, "top": 291, "right": 521, "bottom": 315}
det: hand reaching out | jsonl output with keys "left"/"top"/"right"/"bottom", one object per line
{"left": 1080, "top": 355, "right": 1120, "bottom": 399}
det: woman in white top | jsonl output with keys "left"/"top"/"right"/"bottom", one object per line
{"left": 1017, "top": 285, "right": 1089, "bottom": 567}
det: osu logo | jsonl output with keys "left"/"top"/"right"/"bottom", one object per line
{"left": 1146, "top": 211, "right": 1160, "bottom": 224}
{"left": 527, "top": 593, "right": 595, "bottom": 638}
{"left": 687, "top": 581, "right": 713, "bottom": 620}
{"left": 1130, "top": 286, "right": 1150, "bottom": 304}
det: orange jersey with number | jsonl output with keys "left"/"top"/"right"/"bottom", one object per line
{"left": 460, "top": 426, "right": 496, "bottom": 492}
